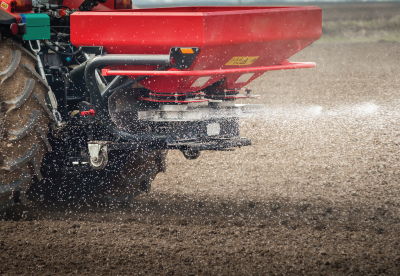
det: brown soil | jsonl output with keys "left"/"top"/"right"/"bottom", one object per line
{"left": 2, "top": 4, "right": 400, "bottom": 276}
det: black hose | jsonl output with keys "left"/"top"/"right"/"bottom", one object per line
{"left": 101, "top": 75, "right": 126, "bottom": 100}
{"left": 108, "top": 76, "right": 147, "bottom": 93}
{"left": 63, "top": 75, "right": 69, "bottom": 117}
{"left": 51, "top": 27, "right": 59, "bottom": 34}
{"left": 57, "top": 67, "right": 70, "bottom": 118}
{"left": 47, "top": 39, "right": 65, "bottom": 50}
{"left": 69, "top": 60, "right": 88, "bottom": 80}
{"left": 46, "top": 41, "right": 82, "bottom": 56}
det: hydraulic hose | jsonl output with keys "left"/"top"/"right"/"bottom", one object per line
{"left": 46, "top": 41, "right": 82, "bottom": 56}
{"left": 101, "top": 75, "right": 126, "bottom": 100}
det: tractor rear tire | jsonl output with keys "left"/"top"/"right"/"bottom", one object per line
{"left": 0, "top": 38, "right": 51, "bottom": 214}
{"left": 97, "top": 150, "right": 167, "bottom": 205}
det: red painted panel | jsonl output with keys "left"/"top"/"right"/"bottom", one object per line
{"left": 71, "top": 11, "right": 204, "bottom": 53}
{"left": 70, "top": 6, "right": 321, "bottom": 93}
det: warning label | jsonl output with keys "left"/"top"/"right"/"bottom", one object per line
{"left": 225, "top": 56, "right": 259, "bottom": 66}
{"left": 1, "top": 2, "right": 8, "bottom": 10}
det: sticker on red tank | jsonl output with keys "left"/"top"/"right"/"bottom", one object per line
{"left": 225, "top": 56, "right": 259, "bottom": 66}
{"left": 1, "top": 2, "right": 9, "bottom": 10}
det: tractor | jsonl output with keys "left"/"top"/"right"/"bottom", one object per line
{"left": 0, "top": 0, "right": 321, "bottom": 211}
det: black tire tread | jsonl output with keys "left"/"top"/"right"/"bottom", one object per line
{"left": 0, "top": 39, "right": 50, "bottom": 212}
{"left": 4, "top": 78, "right": 35, "bottom": 113}
{"left": 101, "top": 150, "right": 166, "bottom": 205}
{"left": 0, "top": 50, "right": 21, "bottom": 84}
{"left": 33, "top": 94, "right": 56, "bottom": 121}
{"left": 22, "top": 63, "right": 51, "bottom": 91}
{"left": 8, "top": 110, "right": 41, "bottom": 141}
{"left": 1, "top": 143, "right": 40, "bottom": 172}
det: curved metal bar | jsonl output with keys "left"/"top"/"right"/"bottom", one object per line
{"left": 84, "top": 54, "right": 171, "bottom": 143}
{"left": 85, "top": 54, "right": 170, "bottom": 115}
{"left": 101, "top": 75, "right": 126, "bottom": 100}
{"left": 102, "top": 61, "right": 317, "bottom": 77}
{"left": 107, "top": 65, "right": 170, "bottom": 95}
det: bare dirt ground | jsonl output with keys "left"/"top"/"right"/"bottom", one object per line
{"left": 2, "top": 3, "right": 400, "bottom": 275}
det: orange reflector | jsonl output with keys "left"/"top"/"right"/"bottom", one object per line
{"left": 15, "top": 0, "right": 32, "bottom": 11}
{"left": 180, "top": 48, "right": 194, "bottom": 54}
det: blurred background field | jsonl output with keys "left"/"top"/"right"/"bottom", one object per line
{"left": 133, "top": 1, "right": 400, "bottom": 43}
{"left": 319, "top": 3, "right": 400, "bottom": 43}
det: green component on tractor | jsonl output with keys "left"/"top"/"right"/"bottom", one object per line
{"left": 21, "top": 13, "right": 50, "bottom": 41}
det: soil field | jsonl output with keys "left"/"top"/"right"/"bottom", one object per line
{"left": 2, "top": 3, "right": 400, "bottom": 275}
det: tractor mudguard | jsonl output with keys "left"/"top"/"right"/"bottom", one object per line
{"left": 0, "top": 8, "right": 17, "bottom": 24}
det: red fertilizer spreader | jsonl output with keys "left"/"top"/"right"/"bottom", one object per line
{"left": 71, "top": 6, "right": 321, "bottom": 95}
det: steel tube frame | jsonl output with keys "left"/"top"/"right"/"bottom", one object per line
{"left": 101, "top": 61, "right": 316, "bottom": 77}
{"left": 84, "top": 54, "right": 171, "bottom": 143}
{"left": 82, "top": 53, "right": 256, "bottom": 149}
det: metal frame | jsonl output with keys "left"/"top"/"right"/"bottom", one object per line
{"left": 81, "top": 52, "right": 251, "bottom": 152}
{"left": 101, "top": 61, "right": 316, "bottom": 77}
